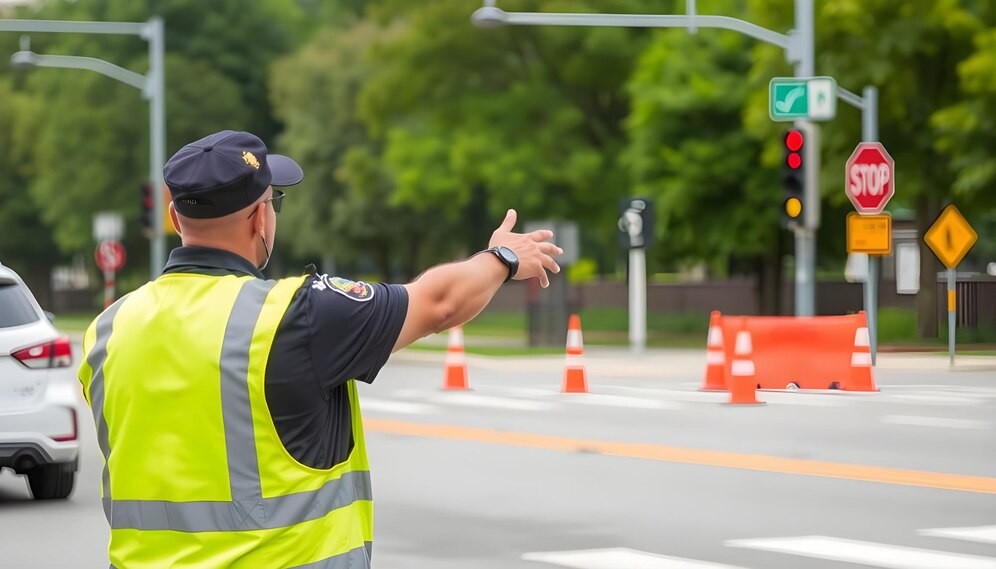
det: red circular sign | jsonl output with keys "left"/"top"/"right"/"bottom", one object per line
{"left": 845, "top": 142, "right": 895, "bottom": 214}
{"left": 95, "top": 241, "right": 126, "bottom": 273}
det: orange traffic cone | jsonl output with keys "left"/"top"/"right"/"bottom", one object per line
{"left": 727, "top": 321, "right": 764, "bottom": 405}
{"left": 845, "top": 313, "right": 878, "bottom": 392}
{"left": 562, "top": 314, "right": 588, "bottom": 393}
{"left": 700, "top": 311, "right": 726, "bottom": 391}
{"left": 442, "top": 326, "right": 469, "bottom": 390}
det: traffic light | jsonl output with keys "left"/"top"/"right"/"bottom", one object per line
{"left": 782, "top": 129, "right": 804, "bottom": 224}
{"left": 140, "top": 182, "right": 154, "bottom": 237}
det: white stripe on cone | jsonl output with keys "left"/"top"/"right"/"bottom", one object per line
{"left": 707, "top": 326, "right": 723, "bottom": 348}
{"left": 446, "top": 351, "right": 466, "bottom": 365}
{"left": 565, "top": 354, "right": 585, "bottom": 368}
{"left": 854, "top": 327, "right": 870, "bottom": 347}
{"left": 706, "top": 351, "right": 725, "bottom": 365}
{"left": 567, "top": 329, "right": 584, "bottom": 349}
{"left": 734, "top": 331, "right": 752, "bottom": 356}
{"left": 448, "top": 327, "right": 464, "bottom": 348}
{"left": 731, "top": 360, "right": 755, "bottom": 377}
{"left": 851, "top": 352, "right": 872, "bottom": 367}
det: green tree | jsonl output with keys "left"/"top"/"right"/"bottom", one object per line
{"left": 270, "top": 22, "right": 443, "bottom": 279}
{"left": 358, "top": 0, "right": 653, "bottom": 270}
{"left": 2, "top": 0, "right": 305, "bottom": 290}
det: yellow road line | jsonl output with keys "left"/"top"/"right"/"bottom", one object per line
{"left": 364, "top": 418, "right": 996, "bottom": 494}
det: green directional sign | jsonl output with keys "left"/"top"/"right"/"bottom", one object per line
{"left": 769, "top": 76, "right": 838, "bottom": 122}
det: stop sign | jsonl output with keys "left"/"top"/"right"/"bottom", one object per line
{"left": 95, "top": 240, "right": 126, "bottom": 273}
{"left": 845, "top": 142, "right": 895, "bottom": 214}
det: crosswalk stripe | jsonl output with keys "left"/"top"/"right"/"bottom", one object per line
{"left": 726, "top": 535, "right": 996, "bottom": 568}
{"left": 882, "top": 415, "right": 990, "bottom": 430}
{"left": 427, "top": 392, "right": 558, "bottom": 411}
{"left": 888, "top": 393, "right": 983, "bottom": 406}
{"left": 600, "top": 385, "right": 843, "bottom": 407}
{"left": 360, "top": 398, "right": 435, "bottom": 415}
{"left": 919, "top": 525, "right": 996, "bottom": 545}
{"left": 522, "top": 547, "right": 745, "bottom": 568}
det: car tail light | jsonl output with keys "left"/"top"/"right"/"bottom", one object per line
{"left": 12, "top": 336, "right": 73, "bottom": 369}
{"left": 52, "top": 408, "right": 78, "bottom": 442}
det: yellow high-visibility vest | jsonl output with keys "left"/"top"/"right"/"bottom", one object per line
{"left": 79, "top": 273, "right": 373, "bottom": 568}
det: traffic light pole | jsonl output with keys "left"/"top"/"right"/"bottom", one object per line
{"left": 792, "top": 0, "right": 817, "bottom": 317}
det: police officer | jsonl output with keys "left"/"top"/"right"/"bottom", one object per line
{"left": 78, "top": 130, "right": 561, "bottom": 568}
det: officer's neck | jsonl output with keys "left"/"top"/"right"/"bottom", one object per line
{"left": 179, "top": 236, "right": 259, "bottom": 269}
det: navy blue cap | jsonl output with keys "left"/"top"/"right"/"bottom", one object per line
{"left": 164, "top": 130, "right": 303, "bottom": 219}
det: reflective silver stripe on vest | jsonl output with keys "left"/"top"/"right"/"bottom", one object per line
{"left": 291, "top": 542, "right": 372, "bottom": 568}
{"left": 220, "top": 279, "right": 273, "bottom": 527}
{"left": 104, "top": 469, "right": 371, "bottom": 531}
{"left": 94, "top": 278, "right": 371, "bottom": 533}
{"left": 86, "top": 299, "right": 126, "bottom": 524}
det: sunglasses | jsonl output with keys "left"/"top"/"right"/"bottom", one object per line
{"left": 248, "top": 189, "right": 285, "bottom": 218}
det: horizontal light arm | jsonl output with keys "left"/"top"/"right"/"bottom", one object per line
{"left": 0, "top": 18, "right": 146, "bottom": 36}
{"left": 472, "top": 8, "right": 790, "bottom": 49}
{"left": 14, "top": 52, "right": 148, "bottom": 93}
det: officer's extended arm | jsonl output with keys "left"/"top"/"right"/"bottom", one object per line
{"left": 394, "top": 209, "right": 562, "bottom": 352}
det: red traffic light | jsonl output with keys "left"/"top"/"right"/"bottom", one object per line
{"left": 787, "top": 153, "right": 802, "bottom": 169}
{"left": 785, "top": 130, "right": 804, "bottom": 152}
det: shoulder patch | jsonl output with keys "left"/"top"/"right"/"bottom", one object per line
{"left": 311, "top": 274, "right": 375, "bottom": 302}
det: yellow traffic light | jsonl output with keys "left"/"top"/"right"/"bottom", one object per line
{"left": 785, "top": 197, "right": 802, "bottom": 218}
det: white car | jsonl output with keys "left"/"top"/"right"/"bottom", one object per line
{"left": 0, "top": 262, "right": 80, "bottom": 499}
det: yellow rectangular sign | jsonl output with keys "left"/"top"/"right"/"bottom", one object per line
{"left": 847, "top": 213, "right": 892, "bottom": 255}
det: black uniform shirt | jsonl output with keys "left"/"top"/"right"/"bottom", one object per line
{"left": 162, "top": 246, "right": 408, "bottom": 469}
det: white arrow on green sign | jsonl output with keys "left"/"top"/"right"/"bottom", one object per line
{"left": 769, "top": 76, "right": 838, "bottom": 122}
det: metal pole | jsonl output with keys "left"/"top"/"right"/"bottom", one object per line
{"left": 861, "top": 86, "right": 880, "bottom": 364}
{"left": 147, "top": 17, "right": 166, "bottom": 279}
{"left": 103, "top": 269, "right": 115, "bottom": 308}
{"left": 629, "top": 248, "right": 647, "bottom": 353}
{"left": 792, "top": 0, "right": 816, "bottom": 317}
{"left": 948, "top": 268, "right": 956, "bottom": 366}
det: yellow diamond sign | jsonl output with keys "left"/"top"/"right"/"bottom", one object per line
{"left": 924, "top": 204, "right": 978, "bottom": 269}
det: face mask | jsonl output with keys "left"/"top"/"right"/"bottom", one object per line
{"left": 259, "top": 235, "right": 272, "bottom": 270}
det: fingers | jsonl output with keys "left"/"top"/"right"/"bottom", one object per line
{"left": 526, "top": 229, "right": 554, "bottom": 242}
{"left": 541, "top": 255, "right": 561, "bottom": 274}
{"left": 539, "top": 242, "right": 563, "bottom": 256}
{"left": 538, "top": 269, "right": 550, "bottom": 288}
{"left": 496, "top": 209, "right": 517, "bottom": 233}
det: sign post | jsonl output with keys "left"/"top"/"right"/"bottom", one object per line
{"left": 618, "top": 198, "right": 654, "bottom": 354}
{"left": 95, "top": 240, "right": 126, "bottom": 308}
{"left": 923, "top": 204, "right": 978, "bottom": 367}
{"left": 845, "top": 137, "right": 894, "bottom": 365}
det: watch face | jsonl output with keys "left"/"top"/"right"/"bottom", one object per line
{"left": 497, "top": 247, "right": 518, "bottom": 263}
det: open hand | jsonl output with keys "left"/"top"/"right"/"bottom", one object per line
{"left": 488, "top": 209, "right": 562, "bottom": 288}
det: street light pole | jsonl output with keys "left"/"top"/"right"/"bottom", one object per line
{"left": 2, "top": 17, "right": 167, "bottom": 280}
{"left": 146, "top": 17, "right": 166, "bottom": 279}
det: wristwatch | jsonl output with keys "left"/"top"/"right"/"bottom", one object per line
{"left": 484, "top": 246, "right": 519, "bottom": 283}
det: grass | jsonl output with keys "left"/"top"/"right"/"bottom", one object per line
{"left": 55, "top": 305, "right": 994, "bottom": 355}
{"left": 52, "top": 312, "right": 98, "bottom": 334}
{"left": 407, "top": 344, "right": 564, "bottom": 357}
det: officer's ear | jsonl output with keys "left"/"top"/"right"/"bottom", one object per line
{"left": 168, "top": 202, "right": 182, "bottom": 236}
{"left": 253, "top": 202, "right": 267, "bottom": 236}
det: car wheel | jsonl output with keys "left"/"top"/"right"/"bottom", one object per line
{"left": 27, "top": 464, "right": 75, "bottom": 500}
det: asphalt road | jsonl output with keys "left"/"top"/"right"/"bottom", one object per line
{"left": 1, "top": 347, "right": 994, "bottom": 568}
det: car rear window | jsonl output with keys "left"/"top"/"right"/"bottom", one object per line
{"left": 0, "top": 283, "right": 39, "bottom": 328}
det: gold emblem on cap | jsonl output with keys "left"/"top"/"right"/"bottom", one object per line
{"left": 242, "top": 150, "right": 261, "bottom": 170}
